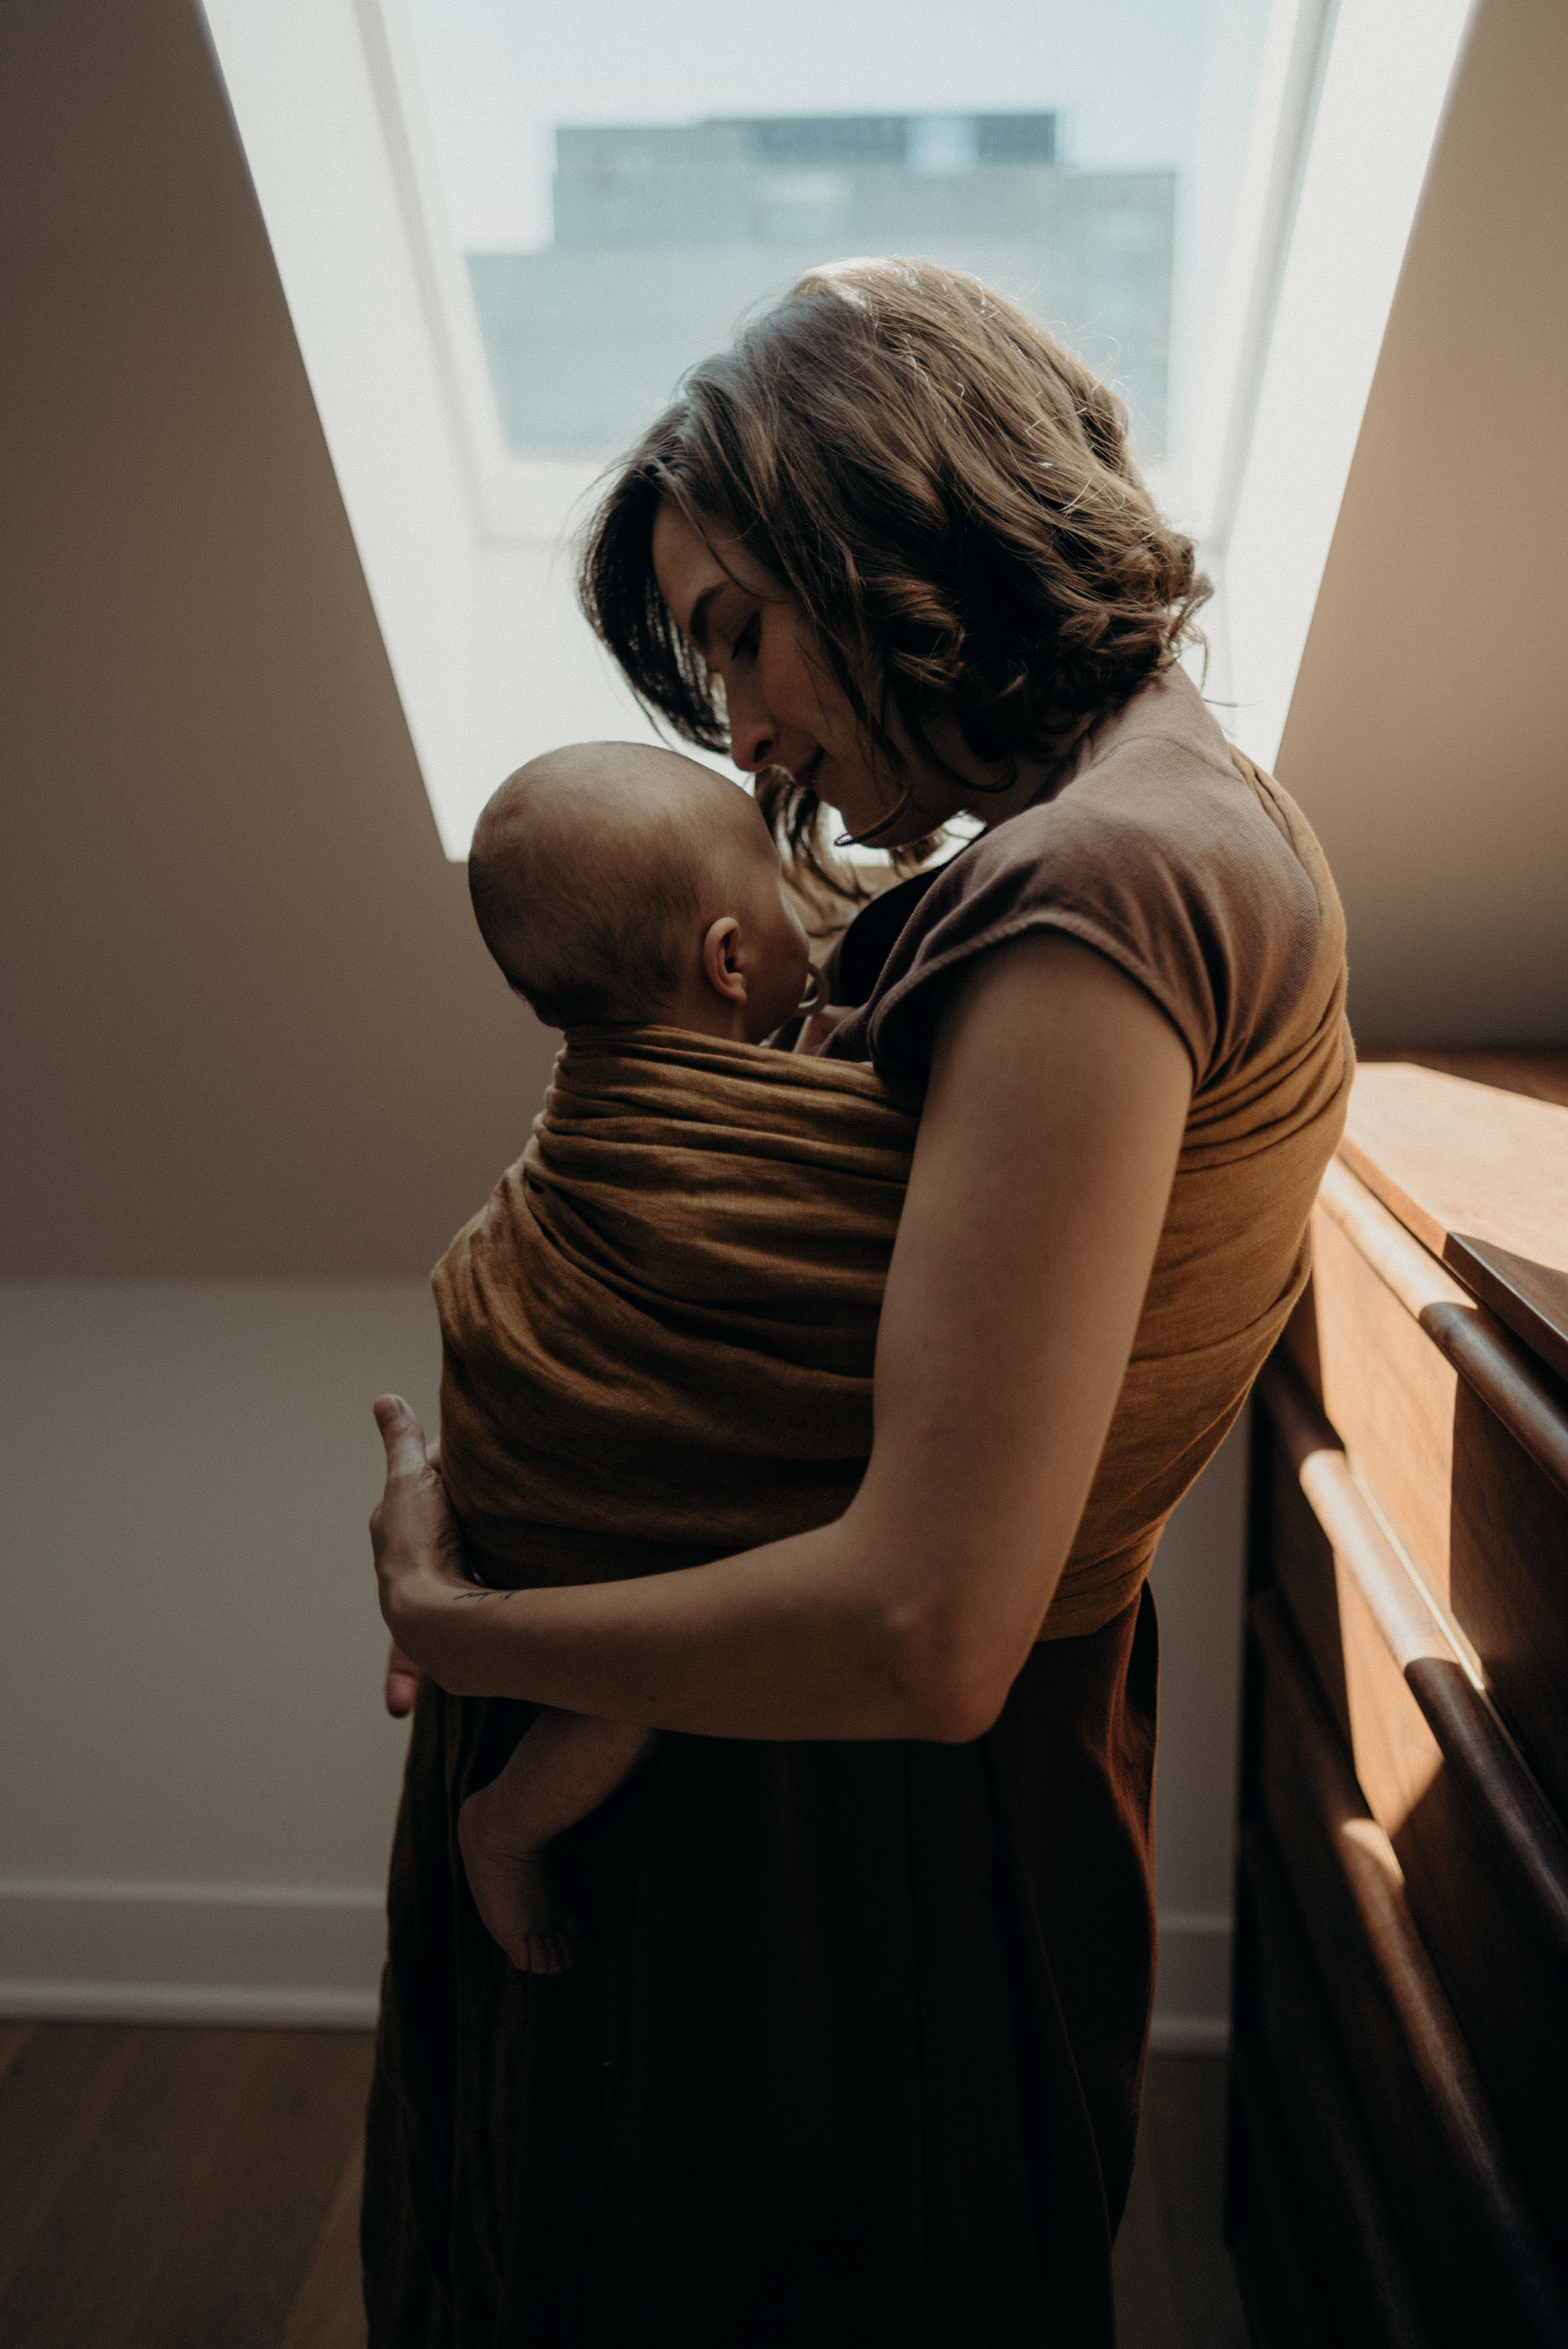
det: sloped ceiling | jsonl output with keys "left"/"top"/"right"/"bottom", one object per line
{"left": 1276, "top": 0, "right": 1568, "bottom": 1043}
{"left": 1, "top": 0, "right": 557, "bottom": 1275}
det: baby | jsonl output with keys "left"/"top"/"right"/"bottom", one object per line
{"left": 451, "top": 740, "right": 815, "bottom": 1974}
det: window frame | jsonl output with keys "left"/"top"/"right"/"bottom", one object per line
{"left": 202, "top": 0, "right": 1476, "bottom": 853}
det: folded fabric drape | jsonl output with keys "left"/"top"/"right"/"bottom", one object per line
{"left": 432, "top": 1026, "right": 920, "bottom": 1589}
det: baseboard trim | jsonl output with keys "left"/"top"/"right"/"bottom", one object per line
{"left": 0, "top": 1983, "right": 1233, "bottom": 2048}
{"left": 1150, "top": 2012, "right": 1231, "bottom": 2054}
{"left": 0, "top": 1979, "right": 1230, "bottom": 2045}
{"left": 0, "top": 1877, "right": 387, "bottom": 2024}
{"left": 0, "top": 1882, "right": 1234, "bottom": 2045}
{"left": 1152, "top": 1908, "right": 1232, "bottom": 2053}
{"left": 0, "top": 1978, "right": 379, "bottom": 2028}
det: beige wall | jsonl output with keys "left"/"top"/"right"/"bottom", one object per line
{"left": 0, "top": 0, "right": 557, "bottom": 1282}
{"left": 0, "top": 1281, "right": 436, "bottom": 2023}
{"left": 1276, "top": 0, "right": 1568, "bottom": 1043}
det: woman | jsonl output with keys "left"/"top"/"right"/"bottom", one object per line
{"left": 364, "top": 260, "right": 1351, "bottom": 2347}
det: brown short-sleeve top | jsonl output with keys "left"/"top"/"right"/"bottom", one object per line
{"left": 825, "top": 662, "right": 1353, "bottom": 1638}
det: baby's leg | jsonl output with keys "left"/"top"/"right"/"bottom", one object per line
{"left": 458, "top": 1711, "right": 657, "bottom": 1975}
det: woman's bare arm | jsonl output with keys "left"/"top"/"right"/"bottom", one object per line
{"left": 371, "top": 931, "right": 1191, "bottom": 1742}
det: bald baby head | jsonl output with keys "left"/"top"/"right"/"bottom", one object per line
{"left": 468, "top": 741, "right": 802, "bottom": 1034}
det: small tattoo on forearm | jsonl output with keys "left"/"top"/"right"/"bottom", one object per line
{"left": 452, "top": 1586, "right": 515, "bottom": 1605}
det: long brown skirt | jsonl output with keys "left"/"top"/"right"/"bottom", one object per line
{"left": 361, "top": 1586, "right": 1158, "bottom": 2348}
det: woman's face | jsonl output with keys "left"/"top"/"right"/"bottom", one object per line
{"left": 650, "top": 499, "right": 975, "bottom": 847}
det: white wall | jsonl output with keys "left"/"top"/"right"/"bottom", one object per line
{"left": 0, "top": 1283, "right": 436, "bottom": 2022}
{"left": 1266, "top": 0, "right": 1568, "bottom": 1043}
{"left": 1220, "top": 0, "right": 1474, "bottom": 767}
{"left": 1148, "top": 1416, "right": 1250, "bottom": 2047}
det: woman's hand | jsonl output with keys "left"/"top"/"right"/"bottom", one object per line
{"left": 370, "top": 1397, "right": 485, "bottom": 1674}
{"left": 791, "top": 999, "right": 851, "bottom": 1054}
{"left": 384, "top": 1643, "right": 422, "bottom": 1717}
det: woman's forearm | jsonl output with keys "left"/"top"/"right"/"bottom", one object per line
{"left": 390, "top": 1505, "right": 1008, "bottom": 1744}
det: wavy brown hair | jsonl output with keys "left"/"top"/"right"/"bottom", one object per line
{"left": 580, "top": 256, "right": 1208, "bottom": 885}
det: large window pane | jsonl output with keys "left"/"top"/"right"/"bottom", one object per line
{"left": 407, "top": 0, "right": 1273, "bottom": 484}
{"left": 469, "top": 110, "right": 1173, "bottom": 456}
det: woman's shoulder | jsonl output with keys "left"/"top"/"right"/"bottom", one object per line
{"left": 962, "top": 667, "right": 1314, "bottom": 911}
{"left": 828, "top": 666, "right": 1341, "bottom": 1092}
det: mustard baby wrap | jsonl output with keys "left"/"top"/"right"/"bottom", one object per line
{"left": 433, "top": 1028, "right": 920, "bottom": 1589}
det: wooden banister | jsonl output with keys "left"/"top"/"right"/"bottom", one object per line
{"left": 1258, "top": 1353, "right": 1568, "bottom": 1962}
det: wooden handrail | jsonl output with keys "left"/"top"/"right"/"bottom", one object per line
{"left": 1252, "top": 1595, "right": 1568, "bottom": 2348}
{"left": 1237, "top": 1824, "right": 1436, "bottom": 2349}
{"left": 1318, "top": 1158, "right": 1568, "bottom": 1501}
{"left": 1258, "top": 1353, "right": 1568, "bottom": 1963}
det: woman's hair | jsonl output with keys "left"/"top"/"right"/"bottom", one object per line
{"left": 579, "top": 256, "right": 1208, "bottom": 881}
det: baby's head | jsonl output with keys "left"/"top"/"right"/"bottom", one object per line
{"left": 468, "top": 742, "right": 812, "bottom": 1042}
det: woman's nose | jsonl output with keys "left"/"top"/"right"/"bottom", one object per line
{"left": 724, "top": 678, "right": 776, "bottom": 773}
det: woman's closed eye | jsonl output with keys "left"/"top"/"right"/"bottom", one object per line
{"left": 728, "top": 612, "right": 761, "bottom": 664}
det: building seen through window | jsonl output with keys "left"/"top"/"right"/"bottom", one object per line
{"left": 468, "top": 108, "right": 1174, "bottom": 459}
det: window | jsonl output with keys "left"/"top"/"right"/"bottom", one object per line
{"left": 204, "top": 0, "right": 1475, "bottom": 851}
{"left": 407, "top": 0, "right": 1274, "bottom": 505}
{"left": 466, "top": 108, "right": 1176, "bottom": 461}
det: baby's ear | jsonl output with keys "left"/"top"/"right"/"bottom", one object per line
{"left": 701, "top": 915, "right": 747, "bottom": 1001}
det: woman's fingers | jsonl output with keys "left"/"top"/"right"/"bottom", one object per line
{"left": 384, "top": 1642, "right": 422, "bottom": 1718}
{"left": 792, "top": 1002, "right": 851, "bottom": 1056}
{"left": 369, "top": 1393, "right": 478, "bottom": 1661}
{"left": 374, "top": 1393, "right": 430, "bottom": 1482}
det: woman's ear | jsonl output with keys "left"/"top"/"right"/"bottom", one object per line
{"left": 701, "top": 916, "right": 748, "bottom": 1004}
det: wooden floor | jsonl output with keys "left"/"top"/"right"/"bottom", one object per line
{"left": 1115, "top": 2055, "right": 1252, "bottom": 2348}
{"left": 0, "top": 2023, "right": 1246, "bottom": 2346}
{"left": 0, "top": 2021, "right": 371, "bottom": 2349}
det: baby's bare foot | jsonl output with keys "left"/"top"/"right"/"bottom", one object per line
{"left": 459, "top": 1795, "right": 583, "bottom": 1974}
{"left": 504, "top": 1857, "right": 585, "bottom": 1975}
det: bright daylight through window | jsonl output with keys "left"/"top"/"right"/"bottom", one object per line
{"left": 201, "top": 1, "right": 1472, "bottom": 858}
{"left": 406, "top": 0, "right": 1275, "bottom": 506}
